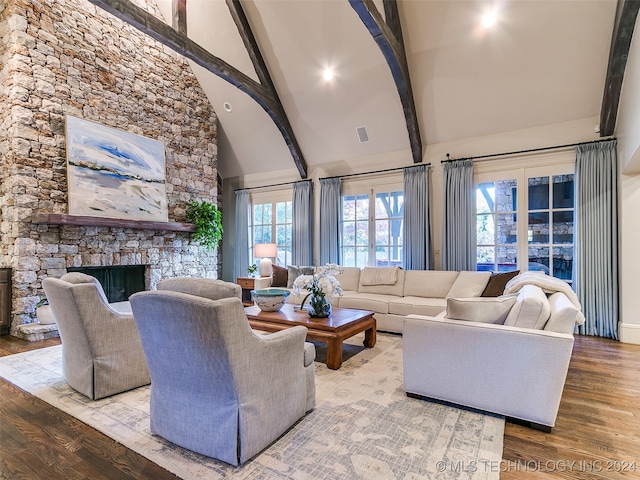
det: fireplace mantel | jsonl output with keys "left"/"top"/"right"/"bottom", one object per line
{"left": 31, "top": 213, "right": 196, "bottom": 232}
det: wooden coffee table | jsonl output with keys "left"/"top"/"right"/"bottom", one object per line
{"left": 244, "top": 304, "right": 376, "bottom": 370}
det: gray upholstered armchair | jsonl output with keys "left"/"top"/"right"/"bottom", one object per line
{"left": 129, "top": 289, "right": 316, "bottom": 466}
{"left": 42, "top": 272, "right": 150, "bottom": 400}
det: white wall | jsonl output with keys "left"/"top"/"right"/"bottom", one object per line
{"left": 616, "top": 15, "right": 640, "bottom": 344}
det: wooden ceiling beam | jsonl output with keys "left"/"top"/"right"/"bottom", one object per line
{"left": 349, "top": 0, "right": 423, "bottom": 163}
{"left": 88, "top": 0, "right": 308, "bottom": 178}
{"left": 225, "top": 0, "right": 307, "bottom": 178}
{"left": 172, "top": 0, "right": 187, "bottom": 36}
{"left": 599, "top": 0, "right": 640, "bottom": 137}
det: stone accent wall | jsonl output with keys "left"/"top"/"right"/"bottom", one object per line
{"left": 0, "top": 0, "right": 220, "bottom": 338}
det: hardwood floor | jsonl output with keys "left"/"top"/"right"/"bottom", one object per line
{"left": 1, "top": 334, "right": 639, "bottom": 479}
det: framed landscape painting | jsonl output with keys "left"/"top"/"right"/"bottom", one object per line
{"left": 65, "top": 115, "right": 168, "bottom": 222}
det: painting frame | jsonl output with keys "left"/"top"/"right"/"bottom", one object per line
{"left": 65, "top": 115, "right": 168, "bottom": 222}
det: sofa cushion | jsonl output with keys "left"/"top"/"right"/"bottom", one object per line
{"left": 286, "top": 265, "right": 315, "bottom": 288}
{"left": 271, "top": 265, "right": 288, "bottom": 287}
{"left": 334, "top": 267, "right": 361, "bottom": 292}
{"left": 445, "top": 295, "right": 517, "bottom": 324}
{"left": 403, "top": 270, "right": 460, "bottom": 298}
{"left": 504, "top": 285, "right": 550, "bottom": 330}
{"left": 358, "top": 269, "right": 405, "bottom": 296}
{"left": 481, "top": 270, "right": 520, "bottom": 297}
{"left": 544, "top": 292, "right": 581, "bottom": 334}
{"left": 388, "top": 297, "right": 447, "bottom": 317}
{"left": 360, "top": 266, "right": 401, "bottom": 285}
{"left": 446, "top": 271, "right": 492, "bottom": 299}
{"left": 338, "top": 293, "right": 395, "bottom": 314}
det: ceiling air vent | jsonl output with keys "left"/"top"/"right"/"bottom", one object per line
{"left": 356, "top": 126, "right": 369, "bottom": 143}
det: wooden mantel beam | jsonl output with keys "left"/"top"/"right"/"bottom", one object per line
{"left": 349, "top": 0, "right": 423, "bottom": 163}
{"left": 599, "top": 0, "right": 640, "bottom": 137}
{"left": 88, "top": 0, "right": 308, "bottom": 178}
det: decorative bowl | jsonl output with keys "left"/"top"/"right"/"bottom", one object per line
{"left": 250, "top": 288, "right": 291, "bottom": 312}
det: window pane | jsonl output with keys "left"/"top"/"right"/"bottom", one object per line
{"left": 355, "top": 220, "right": 368, "bottom": 245}
{"left": 276, "top": 202, "right": 286, "bottom": 223}
{"left": 553, "top": 175, "right": 574, "bottom": 208}
{"left": 356, "top": 247, "right": 368, "bottom": 267}
{"left": 263, "top": 204, "right": 272, "bottom": 224}
{"left": 528, "top": 177, "right": 549, "bottom": 210}
{"left": 497, "top": 246, "right": 517, "bottom": 271}
{"left": 375, "top": 219, "right": 389, "bottom": 244}
{"left": 496, "top": 213, "right": 517, "bottom": 244}
{"left": 476, "top": 214, "right": 494, "bottom": 245}
{"left": 529, "top": 246, "right": 550, "bottom": 274}
{"left": 553, "top": 211, "right": 573, "bottom": 244}
{"left": 476, "top": 182, "right": 494, "bottom": 214}
{"left": 477, "top": 246, "right": 495, "bottom": 269}
{"left": 356, "top": 195, "right": 369, "bottom": 220}
{"left": 528, "top": 212, "right": 549, "bottom": 243}
{"left": 496, "top": 180, "right": 517, "bottom": 212}
{"left": 342, "top": 196, "right": 356, "bottom": 220}
{"left": 254, "top": 204, "right": 263, "bottom": 222}
{"left": 553, "top": 246, "right": 573, "bottom": 281}
{"left": 342, "top": 247, "right": 355, "bottom": 267}
{"left": 342, "top": 222, "right": 355, "bottom": 246}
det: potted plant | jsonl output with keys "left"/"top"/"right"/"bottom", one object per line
{"left": 36, "top": 297, "right": 56, "bottom": 325}
{"left": 186, "top": 200, "right": 223, "bottom": 250}
{"left": 247, "top": 264, "right": 258, "bottom": 277}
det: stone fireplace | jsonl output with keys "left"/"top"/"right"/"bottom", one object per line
{"left": 0, "top": 0, "right": 222, "bottom": 339}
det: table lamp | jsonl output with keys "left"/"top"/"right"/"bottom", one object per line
{"left": 254, "top": 243, "right": 277, "bottom": 277}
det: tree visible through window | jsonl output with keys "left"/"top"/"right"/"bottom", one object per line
{"left": 341, "top": 190, "right": 403, "bottom": 268}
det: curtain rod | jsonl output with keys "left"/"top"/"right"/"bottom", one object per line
{"left": 440, "top": 137, "right": 616, "bottom": 163}
{"left": 319, "top": 163, "right": 431, "bottom": 181}
{"left": 235, "top": 178, "right": 311, "bottom": 192}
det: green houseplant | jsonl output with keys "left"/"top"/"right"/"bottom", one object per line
{"left": 186, "top": 200, "right": 223, "bottom": 251}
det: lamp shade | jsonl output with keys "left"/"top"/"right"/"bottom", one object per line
{"left": 254, "top": 243, "right": 277, "bottom": 258}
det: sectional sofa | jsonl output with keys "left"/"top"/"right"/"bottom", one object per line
{"left": 256, "top": 266, "right": 492, "bottom": 333}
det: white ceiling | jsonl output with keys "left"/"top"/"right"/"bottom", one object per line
{"left": 154, "top": 0, "right": 617, "bottom": 179}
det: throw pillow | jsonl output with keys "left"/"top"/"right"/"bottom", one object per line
{"left": 271, "top": 264, "right": 289, "bottom": 288}
{"left": 445, "top": 271, "right": 492, "bottom": 299}
{"left": 445, "top": 295, "right": 517, "bottom": 324}
{"left": 504, "top": 284, "right": 551, "bottom": 329}
{"left": 481, "top": 270, "right": 520, "bottom": 297}
{"left": 286, "top": 265, "right": 315, "bottom": 288}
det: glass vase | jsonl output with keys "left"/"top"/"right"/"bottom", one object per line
{"left": 306, "top": 293, "right": 332, "bottom": 318}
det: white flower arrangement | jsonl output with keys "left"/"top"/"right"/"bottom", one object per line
{"left": 292, "top": 263, "right": 344, "bottom": 305}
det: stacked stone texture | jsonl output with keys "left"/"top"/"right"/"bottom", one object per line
{"left": 0, "top": 0, "right": 220, "bottom": 336}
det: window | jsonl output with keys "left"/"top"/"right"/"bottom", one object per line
{"left": 475, "top": 162, "right": 574, "bottom": 282}
{"left": 476, "top": 180, "right": 518, "bottom": 272}
{"left": 250, "top": 200, "right": 292, "bottom": 267}
{"left": 340, "top": 187, "right": 403, "bottom": 268}
{"left": 527, "top": 174, "right": 574, "bottom": 282}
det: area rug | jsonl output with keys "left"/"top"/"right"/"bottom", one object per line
{"left": 0, "top": 333, "right": 504, "bottom": 479}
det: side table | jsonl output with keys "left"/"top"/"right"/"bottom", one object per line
{"left": 236, "top": 277, "right": 255, "bottom": 306}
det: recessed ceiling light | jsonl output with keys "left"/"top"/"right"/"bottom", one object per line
{"left": 223, "top": 101, "right": 232, "bottom": 113}
{"left": 322, "top": 68, "right": 334, "bottom": 82}
{"left": 481, "top": 11, "right": 497, "bottom": 28}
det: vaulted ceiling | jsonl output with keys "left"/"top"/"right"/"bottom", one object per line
{"left": 104, "top": 0, "right": 624, "bottom": 180}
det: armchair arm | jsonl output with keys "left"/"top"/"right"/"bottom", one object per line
{"left": 403, "top": 315, "right": 574, "bottom": 427}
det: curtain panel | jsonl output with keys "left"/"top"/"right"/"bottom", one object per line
{"left": 574, "top": 140, "right": 619, "bottom": 339}
{"left": 442, "top": 159, "right": 476, "bottom": 271}
{"left": 292, "top": 180, "right": 314, "bottom": 265}
{"left": 319, "top": 177, "right": 341, "bottom": 265}
{"left": 403, "top": 164, "right": 431, "bottom": 270}
{"left": 234, "top": 189, "right": 251, "bottom": 279}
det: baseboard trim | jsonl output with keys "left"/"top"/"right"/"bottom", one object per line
{"left": 619, "top": 322, "right": 640, "bottom": 344}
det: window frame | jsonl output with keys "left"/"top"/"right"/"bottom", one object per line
{"left": 473, "top": 153, "right": 575, "bottom": 276}
{"left": 249, "top": 190, "right": 292, "bottom": 267}
{"left": 340, "top": 175, "right": 404, "bottom": 268}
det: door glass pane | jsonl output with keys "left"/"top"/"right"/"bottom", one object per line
{"left": 477, "top": 246, "right": 495, "bottom": 270}
{"left": 553, "top": 246, "right": 573, "bottom": 281}
{"left": 356, "top": 247, "right": 368, "bottom": 267}
{"left": 476, "top": 214, "right": 494, "bottom": 245}
{"left": 528, "top": 212, "right": 549, "bottom": 243}
{"left": 476, "top": 182, "right": 494, "bottom": 214}
{"left": 552, "top": 175, "right": 574, "bottom": 208}
{"left": 496, "top": 213, "right": 517, "bottom": 244}
{"left": 528, "top": 177, "right": 549, "bottom": 210}
{"left": 529, "top": 246, "right": 550, "bottom": 274}
{"left": 496, "top": 180, "right": 517, "bottom": 212}
{"left": 553, "top": 211, "right": 573, "bottom": 243}
{"left": 496, "top": 246, "right": 517, "bottom": 271}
